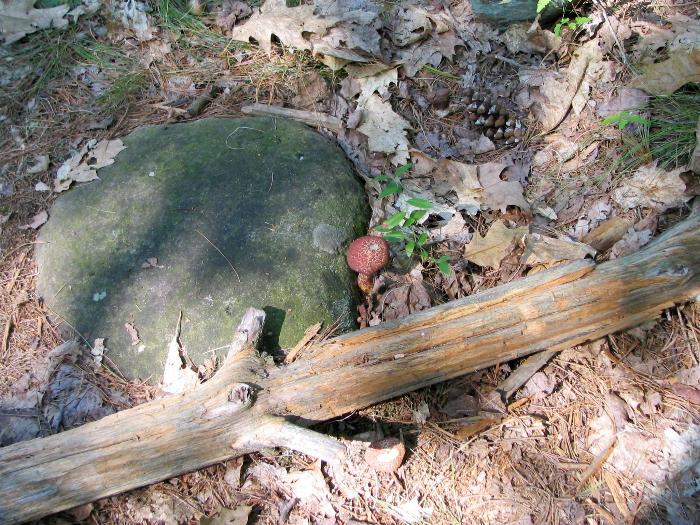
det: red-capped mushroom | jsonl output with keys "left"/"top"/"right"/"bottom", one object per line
{"left": 347, "top": 236, "right": 389, "bottom": 276}
{"left": 365, "top": 437, "right": 406, "bottom": 473}
{"left": 347, "top": 236, "right": 389, "bottom": 295}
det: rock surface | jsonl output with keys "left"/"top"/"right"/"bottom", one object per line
{"left": 471, "top": 0, "right": 568, "bottom": 25}
{"left": 37, "top": 117, "right": 368, "bottom": 380}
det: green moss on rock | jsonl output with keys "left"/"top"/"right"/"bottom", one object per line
{"left": 37, "top": 117, "right": 369, "bottom": 380}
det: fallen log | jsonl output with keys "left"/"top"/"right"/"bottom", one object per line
{"left": 2, "top": 209, "right": 700, "bottom": 524}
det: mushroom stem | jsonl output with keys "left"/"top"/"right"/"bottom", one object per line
{"left": 357, "top": 273, "right": 374, "bottom": 295}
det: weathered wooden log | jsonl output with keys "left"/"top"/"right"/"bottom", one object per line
{"left": 1, "top": 209, "right": 700, "bottom": 524}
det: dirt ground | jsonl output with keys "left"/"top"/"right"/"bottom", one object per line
{"left": 1, "top": 0, "right": 699, "bottom": 524}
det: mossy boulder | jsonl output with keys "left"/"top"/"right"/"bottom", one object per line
{"left": 471, "top": 0, "right": 569, "bottom": 26}
{"left": 37, "top": 117, "right": 369, "bottom": 380}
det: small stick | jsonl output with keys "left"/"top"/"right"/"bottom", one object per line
{"left": 494, "top": 55, "right": 529, "bottom": 69}
{"left": 187, "top": 86, "right": 220, "bottom": 117}
{"left": 241, "top": 103, "right": 343, "bottom": 132}
{"left": 195, "top": 229, "right": 241, "bottom": 283}
{"left": 574, "top": 436, "right": 617, "bottom": 497}
{"left": 5, "top": 251, "right": 27, "bottom": 292}
{"left": 151, "top": 103, "right": 188, "bottom": 115}
{"left": 496, "top": 348, "right": 559, "bottom": 401}
{"left": 1, "top": 315, "right": 12, "bottom": 359}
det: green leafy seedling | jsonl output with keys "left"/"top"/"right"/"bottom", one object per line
{"left": 554, "top": 16, "right": 592, "bottom": 36}
{"left": 376, "top": 162, "right": 411, "bottom": 198}
{"left": 374, "top": 164, "right": 452, "bottom": 275}
{"left": 602, "top": 111, "right": 651, "bottom": 130}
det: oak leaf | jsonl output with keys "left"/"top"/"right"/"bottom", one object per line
{"left": 463, "top": 220, "right": 527, "bottom": 270}
{"left": 357, "top": 94, "right": 410, "bottom": 165}
{"left": 229, "top": 0, "right": 339, "bottom": 56}
{"left": 478, "top": 162, "right": 530, "bottom": 214}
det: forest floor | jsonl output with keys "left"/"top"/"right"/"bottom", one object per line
{"left": 1, "top": 0, "right": 700, "bottom": 523}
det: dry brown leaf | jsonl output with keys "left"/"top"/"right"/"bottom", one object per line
{"left": 389, "top": 5, "right": 434, "bottom": 47}
{"left": 141, "top": 257, "right": 163, "bottom": 269}
{"left": 314, "top": 1, "right": 381, "bottom": 61}
{"left": 18, "top": 210, "right": 48, "bottom": 230}
{"left": 500, "top": 23, "right": 548, "bottom": 54}
{"left": 215, "top": 0, "right": 252, "bottom": 31}
{"left": 357, "top": 94, "right": 410, "bottom": 165}
{"left": 380, "top": 273, "right": 432, "bottom": 322}
{"left": 291, "top": 70, "right": 329, "bottom": 109}
{"left": 632, "top": 14, "right": 700, "bottom": 58}
{"left": 124, "top": 322, "right": 141, "bottom": 346}
{"left": 631, "top": 48, "right": 700, "bottom": 96}
{"left": 521, "top": 233, "right": 596, "bottom": 267}
{"left": 356, "top": 67, "right": 397, "bottom": 105}
{"left": 609, "top": 228, "right": 652, "bottom": 259}
{"left": 597, "top": 88, "right": 649, "bottom": 118}
{"left": 201, "top": 506, "right": 252, "bottom": 525}
{"left": 54, "top": 139, "right": 127, "bottom": 193}
{"left": 455, "top": 133, "right": 495, "bottom": 156}
{"left": 454, "top": 415, "right": 503, "bottom": 440}
{"left": 229, "top": 0, "right": 338, "bottom": 55}
{"left": 612, "top": 163, "right": 689, "bottom": 211}
{"left": 0, "top": 0, "right": 69, "bottom": 45}
{"left": 394, "top": 29, "right": 462, "bottom": 77}
{"left": 409, "top": 150, "right": 482, "bottom": 215}
{"left": 463, "top": 220, "right": 527, "bottom": 270}
{"left": 478, "top": 162, "right": 530, "bottom": 214}
{"left": 520, "top": 39, "right": 601, "bottom": 132}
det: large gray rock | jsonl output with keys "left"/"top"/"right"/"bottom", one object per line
{"left": 471, "top": 0, "right": 568, "bottom": 26}
{"left": 37, "top": 117, "right": 368, "bottom": 380}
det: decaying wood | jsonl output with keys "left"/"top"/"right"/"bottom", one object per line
{"left": 2, "top": 211, "right": 700, "bottom": 524}
{"left": 240, "top": 103, "right": 343, "bottom": 131}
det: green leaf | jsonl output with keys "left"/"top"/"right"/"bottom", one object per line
{"left": 625, "top": 114, "right": 651, "bottom": 126}
{"left": 393, "top": 163, "right": 412, "bottom": 178}
{"left": 417, "top": 232, "right": 429, "bottom": 245}
{"left": 383, "top": 231, "right": 406, "bottom": 242}
{"left": 404, "top": 217, "right": 416, "bottom": 227}
{"left": 409, "top": 209, "right": 428, "bottom": 221}
{"left": 602, "top": 111, "right": 650, "bottom": 129}
{"left": 406, "top": 197, "right": 433, "bottom": 209}
{"left": 379, "top": 180, "right": 401, "bottom": 199}
{"left": 436, "top": 257, "right": 451, "bottom": 275}
{"left": 575, "top": 16, "right": 592, "bottom": 24}
{"left": 536, "top": 0, "right": 552, "bottom": 13}
{"left": 601, "top": 113, "right": 620, "bottom": 126}
{"left": 375, "top": 174, "right": 390, "bottom": 182}
{"left": 420, "top": 249, "right": 429, "bottom": 258}
{"left": 384, "top": 211, "right": 406, "bottom": 228}
{"left": 374, "top": 225, "right": 390, "bottom": 233}
{"left": 405, "top": 241, "right": 416, "bottom": 257}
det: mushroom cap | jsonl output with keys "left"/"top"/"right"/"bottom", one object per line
{"left": 365, "top": 438, "right": 406, "bottom": 473}
{"left": 346, "top": 236, "right": 389, "bottom": 276}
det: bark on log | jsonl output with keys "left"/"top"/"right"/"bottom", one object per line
{"left": 2, "top": 210, "right": 700, "bottom": 524}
